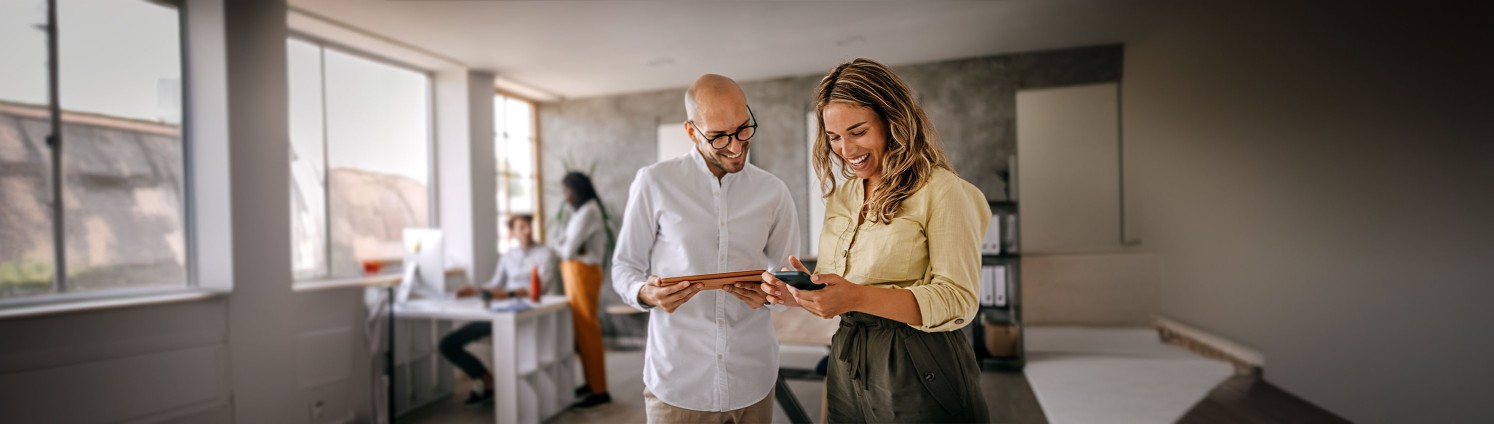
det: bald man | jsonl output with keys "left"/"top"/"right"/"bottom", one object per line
{"left": 612, "top": 74, "right": 801, "bottom": 422}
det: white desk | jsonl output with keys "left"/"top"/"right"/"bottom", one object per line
{"left": 394, "top": 295, "right": 576, "bottom": 424}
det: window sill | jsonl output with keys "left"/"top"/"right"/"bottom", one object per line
{"left": 293, "top": 275, "right": 402, "bottom": 293}
{"left": 291, "top": 267, "right": 467, "bottom": 293}
{"left": 0, "top": 288, "right": 226, "bottom": 321}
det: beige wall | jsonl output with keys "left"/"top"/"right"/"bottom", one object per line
{"left": 1022, "top": 252, "right": 1159, "bottom": 325}
{"left": 1017, "top": 83, "right": 1125, "bottom": 254}
{"left": 1123, "top": 2, "right": 1494, "bottom": 422}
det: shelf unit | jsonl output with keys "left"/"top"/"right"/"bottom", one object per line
{"left": 975, "top": 201, "right": 1025, "bottom": 371}
{"left": 503, "top": 301, "right": 580, "bottom": 424}
{"left": 394, "top": 296, "right": 578, "bottom": 424}
{"left": 391, "top": 318, "right": 455, "bottom": 415}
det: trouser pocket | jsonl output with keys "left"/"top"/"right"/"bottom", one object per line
{"left": 898, "top": 329, "right": 971, "bottom": 417}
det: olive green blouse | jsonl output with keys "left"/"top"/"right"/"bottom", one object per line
{"left": 814, "top": 167, "right": 991, "bottom": 333}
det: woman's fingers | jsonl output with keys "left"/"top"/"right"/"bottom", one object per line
{"left": 789, "top": 256, "right": 810, "bottom": 273}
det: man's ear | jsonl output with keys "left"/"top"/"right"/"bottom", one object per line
{"left": 682, "top": 121, "right": 696, "bottom": 144}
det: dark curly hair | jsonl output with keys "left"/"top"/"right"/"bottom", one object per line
{"left": 562, "top": 172, "right": 599, "bottom": 209}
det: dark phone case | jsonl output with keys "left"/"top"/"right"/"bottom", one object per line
{"left": 773, "top": 271, "right": 824, "bottom": 291}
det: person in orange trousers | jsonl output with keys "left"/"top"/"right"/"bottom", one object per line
{"left": 553, "top": 172, "right": 612, "bottom": 408}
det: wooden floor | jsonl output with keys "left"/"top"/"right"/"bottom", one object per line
{"left": 982, "top": 370, "right": 1049, "bottom": 424}
{"left": 1177, "top": 374, "right": 1351, "bottom": 424}
{"left": 403, "top": 349, "right": 1346, "bottom": 424}
{"left": 399, "top": 347, "right": 1053, "bottom": 424}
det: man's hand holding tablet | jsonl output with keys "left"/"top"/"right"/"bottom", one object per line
{"left": 638, "top": 275, "right": 702, "bottom": 313}
{"left": 648, "top": 270, "right": 771, "bottom": 311}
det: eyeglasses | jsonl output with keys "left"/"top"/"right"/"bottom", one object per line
{"left": 689, "top": 106, "right": 757, "bottom": 150}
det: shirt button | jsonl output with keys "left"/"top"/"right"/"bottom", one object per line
{"left": 924, "top": 372, "right": 936, "bottom": 382}
{"left": 955, "top": 318, "right": 965, "bottom": 325}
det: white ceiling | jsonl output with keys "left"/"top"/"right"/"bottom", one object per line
{"left": 287, "top": 0, "right": 1158, "bottom": 100}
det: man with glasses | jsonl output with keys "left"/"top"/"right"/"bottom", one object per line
{"left": 612, "top": 74, "right": 800, "bottom": 422}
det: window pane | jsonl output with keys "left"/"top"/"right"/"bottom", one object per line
{"left": 57, "top": 0, "right": 186, "bottom": 292}
{"left": 507, "top": 178, "right": 535, "bottom": 213}
{"left": 324, "top": 49, "right": 430, "bottom": 277}
{"left": 495, "top": 94, "right": 537, "bottom": 254}
{"left": 288, "top": 39, "right": 327, "bottom": 280}
{"left": 0, "top": 0, "right": 57, "bottom": 298}
{"left": 502, "top": 97, "right": 534, "bottom": 177}
{"left": 494, "top": 95, "right": 510, "bottom": 175}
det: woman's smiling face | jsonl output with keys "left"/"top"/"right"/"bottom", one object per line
{"left": 822, "top": 101, "right": 888, "bottom": 182}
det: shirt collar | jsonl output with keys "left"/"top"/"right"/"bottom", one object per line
{"left": 512, "top": 242, "right": 545, "bottom": 258}
{"left": 689, "top": 145, "right": 744, "bottom": 184}
{"left": 688, "top": 145, "right": 714, "bottom": 178}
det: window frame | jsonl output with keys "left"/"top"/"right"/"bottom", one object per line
{"left": 0, "top": 0, "right": 198, "bottom": 310}
{"left": 286, "top": 32, "right": 439, "bottom": 283}
{"left": 494, "top": 90, "right": 543, "bottom": 251}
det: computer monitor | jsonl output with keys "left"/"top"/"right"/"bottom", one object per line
{"left": 396, "top": 228, "right": 445, "bottom": 303}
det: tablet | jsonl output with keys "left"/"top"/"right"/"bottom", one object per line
{"left": 658, "top": 270, "right": 766, "bottom": 291}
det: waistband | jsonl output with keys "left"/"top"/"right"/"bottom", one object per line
{"left": 835, "top": 312, "right": 904, "bottom": 391}
{"left": 839, "top": 311, "right": 896, "bottom": 329}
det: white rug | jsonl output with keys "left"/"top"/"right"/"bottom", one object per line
{"left": 1023, "top": 327, "right": 1234, "bottom": 424}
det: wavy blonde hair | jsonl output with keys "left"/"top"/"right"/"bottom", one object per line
{"left": 812, "top": 58, "right": 953, "bottom": 224}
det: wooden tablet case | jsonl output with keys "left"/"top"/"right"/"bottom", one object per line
{"left": 658, "top": 270, "right": 765, "bottom": 290}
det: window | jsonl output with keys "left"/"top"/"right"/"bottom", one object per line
{"left": 288, "top": 38, "right": 433, "bottom": 280}
{"left": 0, "top": 0, "right": 187, "bottom": 299}
{"left": 494, "top": 94, "right": 540, "bottom": 252}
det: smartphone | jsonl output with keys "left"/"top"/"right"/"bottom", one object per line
{"left": 772, "top": 271, "right": 824, "bottom": 291}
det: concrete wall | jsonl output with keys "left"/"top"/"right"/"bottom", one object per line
{"left": 538, "top": 47, "right": 1121, "bottom": 316}
{"left": 538, "top": 46, "right": 1124, "bottom": 257}
{"left": 1123, "top": 2, "right": 1494, "bottom": 422}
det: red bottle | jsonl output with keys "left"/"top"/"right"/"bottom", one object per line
{"left": 529, "top": 265, "right": 542, "bottom": 303}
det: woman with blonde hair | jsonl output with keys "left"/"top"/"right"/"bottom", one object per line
{"left": 761, "top": 58, "right": 991, "bottom": 422}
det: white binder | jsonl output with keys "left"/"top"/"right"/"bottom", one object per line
{"left": 992, "top": 265, "right": 1008, "bottom": 306}
{"left": 980, "top": 265, "right": 1009, "bottom": 307}
{"left": 982, "top": 213, "right": 1003, "bottom": 254}
{"left": 979, "top": 266, "right": 996, "bottom": 306}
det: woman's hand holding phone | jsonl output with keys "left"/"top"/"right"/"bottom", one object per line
{"left": 791, "top": 273, "right": 861, "bottom": 319}
{"left": 760, "top": 256, "right": 867, "bottom": 319}
{"left": 760, "top": 256, "right": 816, "bottom": 308}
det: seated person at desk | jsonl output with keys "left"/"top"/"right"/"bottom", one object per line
{"left": 439, "top": 214, "right": 558, "bottom": 406}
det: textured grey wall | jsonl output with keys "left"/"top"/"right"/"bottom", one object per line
{"left": 538, "top": 46, "right": 1123, "bottom": 258}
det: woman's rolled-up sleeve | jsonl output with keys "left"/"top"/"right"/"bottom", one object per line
{"left": 904, "top": 180, "right": 990, "bottom": 332}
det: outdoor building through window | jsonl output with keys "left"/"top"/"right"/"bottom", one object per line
{"left": 288, "top": 38, "right": 433, "bottom": 280}
{"left": 0, "top": 0, "right": 187, "bottom": 299}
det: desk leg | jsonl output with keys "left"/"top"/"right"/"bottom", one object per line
{"left": 491, "top": 314, "right": 518, "bottom": 424}
{"left": 386, "top": 286, "right": 396, "bottom": 423}
{"left": 775, "top": 372, "right": 812, "bottom": 424}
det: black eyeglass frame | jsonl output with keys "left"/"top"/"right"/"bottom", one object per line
{"left": 688, "top": 106, "right": 758, "bottom": 150}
